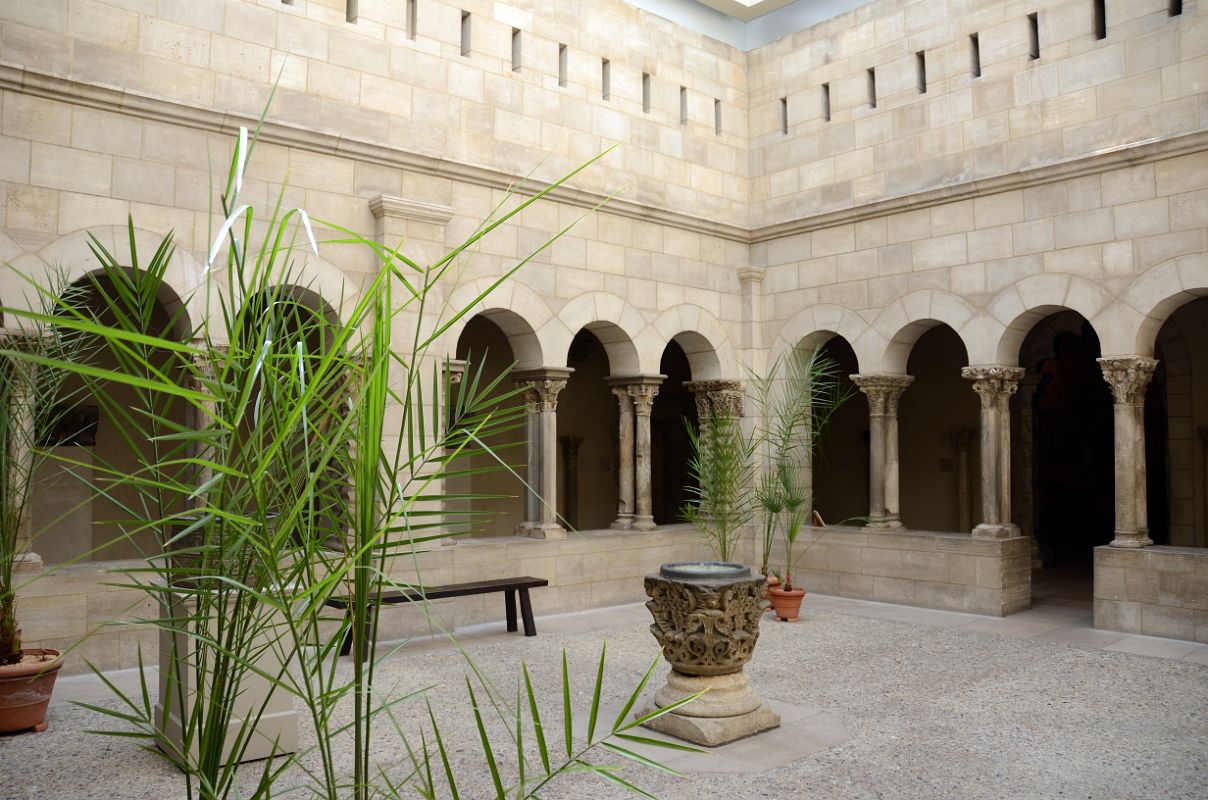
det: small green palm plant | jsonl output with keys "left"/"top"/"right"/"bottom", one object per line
{"left": 2, "top": 121, "right": 699, "bottom": 799}
{"left": 680, "top": 407, "right": 756, "bottom": 562}
{"left": 748, "top": 347, "right": 851, "bottom": 589}
{"left": 0, "top": 274, "right": 93, "bottom": 666}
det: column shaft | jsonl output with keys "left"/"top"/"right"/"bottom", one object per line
{"left": 963, "top": 366, "right": 1024, "bottom": 540}
{"left": 629, "top": 381, "right": 661, "bottom": 532}
{"left": 1099, "top": 357, "right": 1157, "bottom": 548}
{"left": 611, "top": 387, "right": 635, "bottom": 530}
{"left": 513, "top": 369, "right": 571, "bottom": 539}
{"left": 851, "top": 375, "right": 913, "bottom": 529}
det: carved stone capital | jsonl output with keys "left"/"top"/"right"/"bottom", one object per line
{"left": 736, "top": 267, "right": 765, "bottom": 286}
{"left": 961, "top": 365, "right": 1025, "bottom": 409}
{"left": 850, "top": 374, "right": 914, "bottom": 415}
{"left": 444, "top": 358, "right": 468, "bottom": 386}
{"left": 628, "top": 383, "right": 660, "bottom": 416}
{"left": 685, "top": 379, "right": 744, "bottom": 419}
{"left": 513, "top": 368, "right": 572, "bottom": 413}
{"left": 1098, "top": 357, "right": 1158, "bottom": 406}
{"left": 644, "top": 567, "right": 767, "bottom": 676}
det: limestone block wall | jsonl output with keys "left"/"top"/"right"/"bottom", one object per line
{"left": 0, "top": 0, "right": 750, "bottom": 224}
{"left": 748, "top": 0, "right": 1208, "bottom": 227}
{"left": 17, "top": 526, "right": 709, "bottom": 675}
{"left": 1094, "top": 544, "right": 1208, "bottom": 642}
{"left": 744, "top": 526, "right": 1032, "bottom": 616}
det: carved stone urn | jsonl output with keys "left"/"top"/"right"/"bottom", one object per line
{"left": 640, "top": 562, "right": 780, "bottom": 746}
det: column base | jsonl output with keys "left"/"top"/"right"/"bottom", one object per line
{"left": 972, "top": 523, "right": 1016, "bottom": 540}
{"left": 524, "top": 524, "right": 567, "bottom": 540}
{"left": 1109, "top": 532, "right": 1153, "bottom": 548}
{"left": 631, "top": 516, "right": 656, "bottom": 532}
{"left": 13, "top": 551, "right": 43, "bottom": 573}
{"left": 865, "top": 516, "right": 902, "bottom": 530}
{"left": 611, "top": 516, "right": 634, "bottom": 531}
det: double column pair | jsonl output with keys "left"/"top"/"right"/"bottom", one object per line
{"left": 608, "top": 376, "right": 663, "bottom": 532}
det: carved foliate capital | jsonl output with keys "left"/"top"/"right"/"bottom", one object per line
{"left": 515, "top": 377, "right": 567, "bottom": 412}
{"left": 850, "top": 374, "right": 914, "bottom": 415}
{"left": 685, "top": 379, "right": 744, "bottom": 419}
{"left": 961, "top": 366, "right": 1024, "bottom": 409}
{"left": 1098, "top": 357, "right": 1158, "bottom": 406}
{"left": 611, "top": 385, "right": 634, "bottom": 412}
{"left": 444, "top": 358, "right": 468, "bottom": 386}
{"left": 628, "top": 383, "right": 660, "bottom": 416}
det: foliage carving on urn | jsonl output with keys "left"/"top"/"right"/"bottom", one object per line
{"left": 643, "top": 573, "right": 767, "bottom": 676}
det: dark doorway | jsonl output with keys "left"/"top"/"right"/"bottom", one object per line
{"left": 811, "top": 337, "right": 867, "bottom": 526}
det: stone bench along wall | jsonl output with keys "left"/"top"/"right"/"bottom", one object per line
{"left": 1094, "top": 545, "right": 1208, "bottom": 643}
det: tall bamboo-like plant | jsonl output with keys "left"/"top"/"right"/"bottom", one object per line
{"left": 3, "top": 124, "right": 697, "bottom": 798}
{"left": 748, "top": 347, "right": 851, "bottom": 588}
{"left": 680, "top": 408, "right": 756, "bottom": 562}
{"left": 0, "top": 276, "right": 93, "bottom": 665}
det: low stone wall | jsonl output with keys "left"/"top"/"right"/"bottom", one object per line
{"left": 747, "top": 526, "right": 1032, "bottom": 616}
{"left": 1094, "top": 545, "right": 1208, "bottom": 643}
{"left": 17, "top": 525, "right": 710, "bottom": 675}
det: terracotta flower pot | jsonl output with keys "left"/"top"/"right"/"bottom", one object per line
{"left": 0, "top": 648, "right": 64, "bottom": 734}
{"left": 767, "top": 585, "right": 806, "bottom": 622}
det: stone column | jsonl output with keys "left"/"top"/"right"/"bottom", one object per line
{"left": 850, "top": 375, "right": 913, "bottom": 529}
{"left": 629, "top": 378, "right": 663, "bottom": 532}
{"left": 559, "top": 435, "right": 583, "bottom": 530}
{"left": 962, "top": 366, "right": 1024, "bottom": 540}
{"left": 609, "top": 385, "right": 635, "bottom": 530}
{"left": 1, "top": 334, "right": 43, "bottom": 572}
{"left": 953, "top": 428, "right": 975, "bottom": 534}
{"left": 1098, "top": 357, "right": 1158, "bottom": 548}
{"left": 513, "top": 368, "right": 571, "bottom": 539}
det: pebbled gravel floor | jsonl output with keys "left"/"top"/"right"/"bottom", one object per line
{"left": 3, "top": 606, "right": 1206, "bottom": 800}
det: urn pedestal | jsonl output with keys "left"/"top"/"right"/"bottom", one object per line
{"left": 641, "top": 562, "right": 780, "bottom": 746}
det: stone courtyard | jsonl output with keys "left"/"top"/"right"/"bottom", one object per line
{"left": 4, "top": 593, "right": 1206, "bottom": 799}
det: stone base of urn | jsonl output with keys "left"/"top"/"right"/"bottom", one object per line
{"left": 640, "top": 669, "right": 780, "bottom": 746}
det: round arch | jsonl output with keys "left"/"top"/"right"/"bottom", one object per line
{"left": 870, "top": 290, "right": 978, "bottom": 374}
{"left": 1112, "top": 252, "right": 1208, "bottom": 357}
{"left": 546, "top": 292, "right": 643, "bottom": 375}
{"left": 771, "top": 303, "right": 871, "bottom": 368}
{"left": 989, "top": 274, "right": 1114, "bottom": 366}
{"left": 442, "top": 278, "right": 553, "bottom": 369}
{"left": 648, "top": 304, "right": 738, "bottom": 380}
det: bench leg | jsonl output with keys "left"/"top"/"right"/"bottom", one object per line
{"left": 505, "top": 589, "right": 518, "bottom": 633}
{"left": 519, "top": 589, "right": 536, "bottom": 636}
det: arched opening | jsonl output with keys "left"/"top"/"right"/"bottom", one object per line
{"left": 651, "top": 340, "right": 698, "bottom": 525}
{"left": 1152, "top": 295, "right": 1208, "bottom": 548}
{"left": 452, "top": 315, "right": 526, "bottom": 537}
{"left": 899, "top": 325, "right": 979, "bottom": 533}
{"left": 811, "top": 336, "right": 867, "bottom": 526}
{"left": 1013, "top": 311, "right": 1114, "bottom": 588}
{"left": 31, "top": 273, "right": 189, "bottom": 564}
{"left": 558, "top": 329, "right": 619, "bottom": 530}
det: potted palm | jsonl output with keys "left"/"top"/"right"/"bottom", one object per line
{"left": 749, "top": 347, "right": 851, "bottom": 622}
{"left": 0, "top": 280, "right": 91, "bottom": 733}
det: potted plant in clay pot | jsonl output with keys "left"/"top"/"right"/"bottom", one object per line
{"left": 749, "top": 347, "right": 852, "bottom": 622}
{"left": 0, "top": 279, "right": 92, "bottom": 733}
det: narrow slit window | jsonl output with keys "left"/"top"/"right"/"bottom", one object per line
{"left": 680, "top": 86, "right": 688, "bottom": 125}
{"left": 867, "top": 68, "right": 876, "bottom": 109}
{"left": 916, "top": 50, "right": 927, "bottom": 93}
{"left": 601, "top": 58, "right": 610, "bottom": 100}
{"left": 511, "top": 28, "right": 521, "bottom": 72}
{"left": 714, "top": 99, "right": 722, "bottom": 134}
{"left": 821, "top": 82, "right": 831, "bottom": 121}
{"left": 346, "top": 0, "right": 357, "bottom": 22}
{"left": 1169, "top": 0, "right": 1182, "bottom": 16}
{"left": 1028, "top": 13, "right": 1039, "bottom": 59}
{"left": 970, "top": 33, "right": 981, "bottom": 77}
{"left": 1093, "top": 0, "right": 1106, "bottom": 39}
{"left": 460, "top": 11, "right": 471, "bottom": 57}
{"left": 406, "top": 0, "right": 416, "bottom": 39}
{"left": 558, "top": 44, "right": 567, "bottom": 87}
{"left": 779, "top": 97, "right": 788, "bottom": 134}
{"left": 642, "top": 73, "right": 651, "bottom": 113}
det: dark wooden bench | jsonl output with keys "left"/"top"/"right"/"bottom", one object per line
{"left": 325, "top": 576, "right": 549, "bottom": 661}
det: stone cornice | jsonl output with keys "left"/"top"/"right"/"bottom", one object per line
{"left": 368, "top": 195, "right": 455, "bottom": 225}
{"left": 2, "top": 64, "right": 1207, "bottom": 249}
